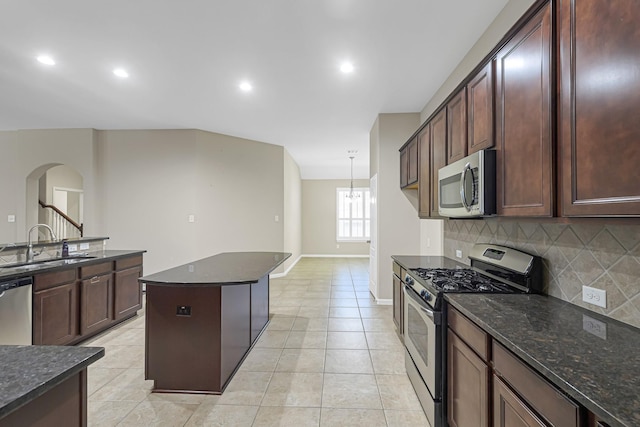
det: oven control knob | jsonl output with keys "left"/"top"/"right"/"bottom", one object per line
{"left": 420, "top": 289, "right": 431, "bottom": 301}
{"left": 404, "top": 275, "right": 414, "bottom": 285}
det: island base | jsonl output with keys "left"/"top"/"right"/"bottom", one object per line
{"left": 145, "top": 276, "right": 270, "bottom": 393}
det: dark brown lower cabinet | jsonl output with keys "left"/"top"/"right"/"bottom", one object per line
{"left": 447, "top": 330, "right": 489, "bottom": 427}
{"left": 80, "top": 273, "right": 113, "bottom": 336}
{"left": 33, "top": 254, "right": 144, "bottom": 345}
{"left": 114, "top": 265, "right": 143, "bottom": 321}
{"left": 0, "top": 371, "right": 87, "bottom": 427}
{"left": 493, "top": 375, "right": 545, "bottom": 427}
{"left": 33, "top": 282, "right": 78, "bottom": 345}
{"left": 448, "top": 306, "right": 584, "bottom": 427}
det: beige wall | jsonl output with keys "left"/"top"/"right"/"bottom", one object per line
{"left": 302, "top": 179, "right": 370, "bottom": 256}
{"left": 96, "top": 129, "right": 287, "bottom": 275}
{"left": 370, "top": 113, "right": 421, "bottom": 301}
{"left": 0, "top": 129, "right": 99, "bottom": 244}
{"left": 283, "top": 150, "right": 302, "bottom": 272}
{"left": 1, "top": 128, "right": 299, "bottom": 276}
{"left": 421, "top": 0, "right": 537, "bottom": 121}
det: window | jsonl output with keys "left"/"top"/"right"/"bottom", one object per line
{"left": 337, "top": 187, "right": 370, "bottom": 242}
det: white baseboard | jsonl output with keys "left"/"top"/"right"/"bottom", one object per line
{"left": 270, "top": 254, "right": 303, "bottom": 278}
{"left": 376, "top": 298, "right": 392, "bottom": 306}
{"left": 301, "top": 254, "right": 370, "bottom": 258}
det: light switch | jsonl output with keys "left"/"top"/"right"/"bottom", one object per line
{"left": 274, "top": 215, "right": 279, "bottom": 222}
{"left": 7, "top": 215, "right": 15, "bottom": 223}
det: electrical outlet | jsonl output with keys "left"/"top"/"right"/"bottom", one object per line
{"left": 455, "top": 250, "right": 463, "bottom": 259}
{"left": 68, "top": 244, "right": 78, "bottom": 253}
{"left": 79, "top": 243, "right": 90, "bottom": 250}
{"left": 176, "top": 305, "right": 192, "bottom": 316}
{"left": 426, "top": 238, "right": 431, "bottom": 247}
{"left": 188, "top": 214, "right": 195, "bottom": 223}
{"left": 582, "top": 286, "right": 607, "bottom": 308}
{"left": 275, "top": 215, "right": 279, "bottom": 222}
{"left": 336, "top": 244, "right": 340, "bottom": 249}
{"left": 583, "top": 314, "right": 607, "bottom": 340}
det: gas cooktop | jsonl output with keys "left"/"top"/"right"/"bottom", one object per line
{"left": 409, "top": 267, "right": 514, "bottom": 293}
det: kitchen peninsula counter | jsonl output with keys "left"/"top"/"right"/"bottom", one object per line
{"left": 0, "top": 345, "right": 104, "bottom": 425}
{"left": 446, "top": 293, "right": 640, "bottom": 427}
{"left": 140, "top": 252, "right": 290, "bottom": 394}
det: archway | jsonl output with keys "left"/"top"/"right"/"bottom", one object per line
{"left": 26, "top": 164, "right": 84, "bottom": 241}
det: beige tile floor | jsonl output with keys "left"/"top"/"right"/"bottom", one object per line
{"left": 82, "top": 257, "right": 429, "bottom": 426}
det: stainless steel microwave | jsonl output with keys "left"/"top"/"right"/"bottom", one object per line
{"left": 438, "top": 149, "right": 496, "bottom": 218}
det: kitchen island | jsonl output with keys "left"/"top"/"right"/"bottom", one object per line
{"left": 140, "top": 251, "right": 290, "bottom": 394}
{"left": 0, "top": 345, "right": 103, "bottom": 426}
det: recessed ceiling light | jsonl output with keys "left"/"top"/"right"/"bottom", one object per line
{"left": 340, "top": 62, "right": 354, "bottom": 74}
{"left": 37, "top": 55, "right": 55, "bottom": 66}
{"left": 239, "top": 81, "right": 253, "bottom": 92}
{"left": 113, "top": 68, "right": 129, "bottom": 78}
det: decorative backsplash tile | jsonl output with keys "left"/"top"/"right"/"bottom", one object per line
{"left": 0, "top": 239, "right": 106, "bottom": 266}
{"left": 444, "top": 219, "right": 640, "bottom": 329}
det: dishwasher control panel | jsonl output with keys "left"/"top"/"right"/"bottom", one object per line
{"left": 0, "top": 277, "right": 33, "bottom": 293}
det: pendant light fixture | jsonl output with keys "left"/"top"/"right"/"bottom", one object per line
{"left": 346, "top": 154, "right": 360, "bottom": 201}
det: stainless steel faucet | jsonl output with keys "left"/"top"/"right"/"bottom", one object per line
{"left": 26, "top": 224, "right": 58, "bottom": 263}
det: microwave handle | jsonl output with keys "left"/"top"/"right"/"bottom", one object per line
{"left": 460, "top": 162, "right": 472, "bottom": 211}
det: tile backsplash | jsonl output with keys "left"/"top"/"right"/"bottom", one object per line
{"left": 444, "top": 219, "right": 640, "bottom": 329}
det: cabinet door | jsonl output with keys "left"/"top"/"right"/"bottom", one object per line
{"left": 467, "top": 62, "right": 494, "bottom": 153}
{"left": 33, "top": 283, "right": 78, "bottom": 345}
{"left": 407, "top": 137, "right": 419, "bottom": 187}
{"left": 80, "top": 273, "right": 113, "bottom": 335}
{"left": 430, "top": 108, "right": 447, "bottom": 217}
{"left": 447, "top": 87, "right": 468, "bottom": 164}
{"left": 495, "top": 3, "right": 553, "bottom": 216}
{"left": 448, "top": 329, "right": 489, "bottom": 427}
{"left": 400, "top": 147, "right": 408, "bottom": 188}
{"left": 418, "top": 124, "right": 431, "bottom": 217}
{"left": 493, "top": 376, "right": 545, "bottom": 427}
{"left": 114, "top": 265, "right": 142, "bottom": 320}
{"left": 559, "top": 0, "right": 640, "bottom": 216}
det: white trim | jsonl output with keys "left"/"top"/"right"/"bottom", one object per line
{"left": 269, "top": 254, "right": 303, "bottom": 278}
{"left": 301, "top": 254, "right": 370, "bottom": 258}
{"left": 376, "top": 298, "right": 392, "bottom": 306}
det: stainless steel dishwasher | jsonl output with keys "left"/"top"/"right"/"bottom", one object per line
{"left": 0, "top": 276, "right": 33, "bottom": 345}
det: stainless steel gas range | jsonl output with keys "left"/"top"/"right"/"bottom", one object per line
{"left": 401, "top": 244, "right": 542, "bottom": 427}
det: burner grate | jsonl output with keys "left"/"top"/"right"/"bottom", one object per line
{"left": 410, "top": 268, "right": 514, "bottom": 293}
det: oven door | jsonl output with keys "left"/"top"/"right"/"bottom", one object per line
{"left": 403, "top": 285, "right": 441, "bottom": 399}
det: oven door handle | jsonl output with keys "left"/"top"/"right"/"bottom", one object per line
{"left": 404, "top": 285, "right": 441, "bottom": 325}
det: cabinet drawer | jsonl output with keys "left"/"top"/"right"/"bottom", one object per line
{"left": 448, "top": 306, "right": 490, "bottom": 361}
{"left": 80, "top": 262, "right": 112, "bottom": 279}
{"left": 115, "top": 255, "right": 143, "bottom": 271}
{"left": 493, "top": 342, "right": 581, "bottom": 427}
{"left": 34, "top": 269, "right": 77, "bottom": 291}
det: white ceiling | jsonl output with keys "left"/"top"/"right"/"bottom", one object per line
{"left": 0, "top": 0, "right": 509, "bottom": 179}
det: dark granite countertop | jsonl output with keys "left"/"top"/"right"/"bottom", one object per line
{"left": 0, "top": 345, "right": 104, "bottom": 418}
{"left": 392, "top": 255, "right": 467, "bottom": 271}
{"left": 0, "top": 249, "right": 146, "bottom": 281}
{"left": 446, "top": 293, "right": 640, "bottom": 427}
{"left": 139, "top": 252, "right": 291, "bottom": 286}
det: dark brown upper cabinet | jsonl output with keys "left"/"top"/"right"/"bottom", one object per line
{"left": 430, "top": 109, "right": 448, "bottom": 217}
{"left": 467, "top": 62, "right": 494, "bottom": 154}
{"left": 400, "top": 137, "right": 419, "bottom": 189}
{"left": 418, "top": 124, "right": 431, "bottom": 218}
{"left": 446, "top": 88, "right": 468, "bottom": 164}
{"left": 495, "top": 3, "right": 553, "bottom": 217}
{"left": 558, "top": 0, "right": 640, "bottom": 216}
